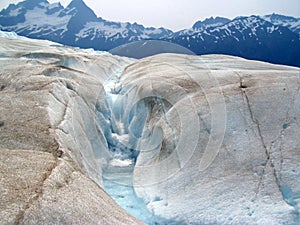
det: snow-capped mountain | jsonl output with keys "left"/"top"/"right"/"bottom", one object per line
{"left": 0, "top": 0, "right": 299, "bottom": 66}
{"left": 168, "top": 16, "right": 300, "bottom": 67}
{"left": 193, "top": 16, "right": 231, "bottom": 30}
{"left": 0, "top": 0, "right": 172, "bottom": 50}
{"left": 263, "top": 13, "right": 300, "bottom": 36}
{"left": 174, "top": 16, "right": 231, "bottom": 37}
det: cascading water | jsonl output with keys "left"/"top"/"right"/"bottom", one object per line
{"left": 102, "top": 70, "right": 169, "bottom": 225}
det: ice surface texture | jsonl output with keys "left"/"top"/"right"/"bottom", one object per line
{"left": 118, "top": 54, "right": 300, "bottom": 224}
{"left": 0, "top": 32, "right": 142, "bottom": 225}
{"left": 0, "top": 31, "right": 300, "bottom": 224}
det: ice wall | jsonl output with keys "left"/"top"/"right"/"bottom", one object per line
{"left": 118, "top": 54, "right": 300, "bottom": 224}
{"left": 0, "top": 33, "right": 143, "bottom": 225}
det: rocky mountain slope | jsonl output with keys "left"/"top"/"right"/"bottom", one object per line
{"left": 0, "top": 0, "right": 171, "bottom": 51}
{"left": 167, "top": 15, "right": 300, "bottom": 67}
{"left": 0, "top": 0, "right": 299, "bottom": 66}
{"left": 0, "top": 31, "right": 299, "bottom": 224}
{"left": 263, "top": 13, "right": 300, "bottom": 36}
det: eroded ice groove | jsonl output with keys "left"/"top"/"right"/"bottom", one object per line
{"left": 102, "top": 69, "right": 168, "bottom": 225}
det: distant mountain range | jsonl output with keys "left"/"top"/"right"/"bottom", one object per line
{"left": 0, "top": 0, "right": 300, "bottom": 67}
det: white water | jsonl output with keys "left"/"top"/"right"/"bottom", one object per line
{"left": 102, "top": 70, "right": 170, "bottom": 225}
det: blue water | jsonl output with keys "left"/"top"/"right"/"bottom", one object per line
{"left": 102, "top": 164, "right": 169, "bottom": 225}
{"left": 102, "top": 72, "right": 175, "bottom": 225}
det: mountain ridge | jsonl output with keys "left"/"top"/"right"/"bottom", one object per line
{"left": 167, "top": 15, "right": 300, "bottom": 66}
{"left": 0, "top": 0, "right": 299, "bottom": 66}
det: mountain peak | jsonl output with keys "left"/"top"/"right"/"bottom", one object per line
{"left": 67, "top": 0, "right": 88, "bottom": 10}
{"left": 193, "top": 16, "right": 230, "bottom": 29}
{"left": 229, "top": 15, "right": 269, "bottom": 27}
{"left": 64, "top": 0, "right": 97, "bottom": 19}
{"left": 264, "top": 13, "right": 299, "bottom": 22}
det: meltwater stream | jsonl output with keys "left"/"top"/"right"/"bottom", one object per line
{"left": 102, "top": 70, "right": 168, "bottom": 225}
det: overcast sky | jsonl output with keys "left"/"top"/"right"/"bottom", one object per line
{"left": 1, "top": 0, "right": 300, "bottom": 31}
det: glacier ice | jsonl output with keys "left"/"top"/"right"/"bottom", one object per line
{"left": 104, "top": 54, "right": 300, "bottom": 224}
{"left": 0, "top": 30, "right": 19, "bottom": 39}
{"left": 1, "top": 32, "right": 300, "bottom": 225}
{"left": 0, "top": 33, "right": 143, "bottom": 224}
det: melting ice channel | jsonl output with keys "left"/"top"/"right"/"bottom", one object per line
{"left": 102, "top": 70, "right": 170, "bottom": 225}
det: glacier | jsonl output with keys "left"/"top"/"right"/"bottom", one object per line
{"left": 125, "top": 55, "right": 300, "bottom": 224}
{"left": 101, "top": 53, "right": 300, "bottom": 224}
{"left": 94, "top": 51, "right": 300, "bottom": 224}
{"left": 0, "top": 30, "right": 20, "bottom": 38}
{"left": 0, "top": 31, "right": 142, "bottom": 224}
{"left": 0, "top": 31, "right": 300, "bottom": 225}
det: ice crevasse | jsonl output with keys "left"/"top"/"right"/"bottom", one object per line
{"left": 0, "top": 32, "right": 299, "bottom": 225}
